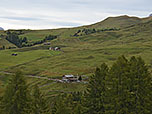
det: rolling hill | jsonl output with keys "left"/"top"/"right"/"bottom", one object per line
{"left": 0, "top": 15, "right": 152, "bottom": 95}
{"left": 7, "top": 15, "right": 151, "bottom": 41}
{"left": 87, "top": 15, "right": 142, "bottom": 29}
{"left": 0, "top": 15, "right": 152, "bottom": 75}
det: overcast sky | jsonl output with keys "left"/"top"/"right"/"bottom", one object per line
{"left": 0, "top": 0, "right": 151, "bottom": 30}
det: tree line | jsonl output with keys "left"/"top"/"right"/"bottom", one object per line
{"left": 0, "top": 56, "right": 151, "bottom": 114}
{"left": 73, "top": 28, "right": 119, "bottom": 37}
{"left": 82, "top": 56, "right": 152, "bottom": 114}
{"left": 6, "top": 32, "right": 28, "bottom": 48}
{"left": 32, "top": 35, "right": 57, "bottom": 46}
{"left": 5, "top": 32, "right": 57, "bottom": 48}
{"left": 0, "top": 71, "right": 50, "bottom": 114}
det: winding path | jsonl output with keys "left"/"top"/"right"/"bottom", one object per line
{"left": 0, "top": 71, "right": 61, "bottom": 82}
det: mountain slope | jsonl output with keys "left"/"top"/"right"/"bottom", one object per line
{"left": 87, "top": 15, "right": 142, "bottom": 29}
{"left": 1, "top": 15, "right": 152, "bottom": 97}
{"left": 16, "top": 15, "right": 151, "bottom": 41}
{"left": 0, "top": 15, "right": 152, "bottom": 76}
{"left": 0, "top": 38, "right": 16, "bottom": 48}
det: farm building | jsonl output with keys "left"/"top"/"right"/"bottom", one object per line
{"left": 54, "top": 47, "right": 60, "bottom": 51}
{"left": 49, "top": 47, "right": 53, "bottom": 50}
{"left": 49, "top": 47, "right": 60, "bottom": 51}
{"left": 62, "top": 75, "right": 80, "bottom": 82}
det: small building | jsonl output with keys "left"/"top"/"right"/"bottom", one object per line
{"left": 49, "top": 47, "right": 54, "bottom": 50}
{"left": 54, "top": 47, "right": 60, "bottom": 51}
{"left": 62, "top": 75, "right": 79, "bottom": 82}
{"left": 49, "top": 47, "right": 61, "bottom": 51}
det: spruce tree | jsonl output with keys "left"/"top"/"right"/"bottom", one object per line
{"left": 1, "top": 71, "right": 30, "bottom": 114}
{"left": 128, "top": 56, "right": 152, "bottom": 114}
{"left": 84, "top": 63, "right": 109, "bottom": 114}
{"left": 31, "top": 85, "right": 50, "bottom": 114}
{"left": 53, "top": 95, "right": 71, "bottom": 114}
{"left": 0, "top": 81, "right": 4, "bottom": 112}
{"left": 105, "top": 56, "right": 130, "bottom": 114}
{"left": 73, "top": 103, "right": 83, "bottom": 114}
{"left": 105, "top": 56, "right": 152, "bottom": 114}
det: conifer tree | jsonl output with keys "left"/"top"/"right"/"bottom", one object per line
{"left": 31, "top": 85, "right": 50, "bottom": 114}
{"left": 128, "top": 56, "right": 152, "bottom": 114}
{"left": 73, "top": 103, "right": 83, "bottom": 114}
{"left": 105, "top": 56, "right": 152, "bottom": 114}
{"left": 105, "top": 56, "right": 130, "bottom": 114}
{"left": 53, "top": 95, "right": 71, "bottom": 114}
{"left": 84, "top": 63, "right": 109, "bottom": 114}
{"left": 1, "top": 71, "right": 30, "bottom": 114}
{"left": 0, "top": 82, "right": 3, "bottom": 112}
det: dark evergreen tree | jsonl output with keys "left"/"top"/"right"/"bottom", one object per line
{"left": 78, "top": 76, "right": 82, "bottom": 81}
{"left": 73, "top": 103, "right": 83, "bottom": 114}
{"left": 83, "top": 63, "right": 109, "bottom": 114}
{"left": 1, "top": 71, "right": 30, "bottom": 114}
{"left": 0, "top": 81, "right": 3, "bottom": 112}
{"left": 2, "top": 46, "right": 5, "bottom": 50}
{"left": 128, "top": 56, "right": 152, "bottom": 114}
{"left": 6, "top": 32, "right": 22, "bottom": 48}
{"left": 31, "top": 85, "right": 50, "bottom": 114}
{"left": 52, "top": 95, "right": 71, "bottom": 114}
{"left": 22, "top": 37, "right": 27, "bottom": 43}
{"left": 105, "top": 56, "right": 152, "bottom": 114}
{"left": 105, "top": 56, "right": 130, "bottom": 114}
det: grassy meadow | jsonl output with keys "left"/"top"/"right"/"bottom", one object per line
{"left": 0, "top": 15, "right": 152, "bottom": 95}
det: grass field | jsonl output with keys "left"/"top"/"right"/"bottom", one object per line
{"left": 1, "top": 30, "right": 152, "bottom": 76}
{"left": 0, "top": 15, "right": 152, "bottom": 95}
{"left": 0, "top": 47, "right": 61, "bottom": 71}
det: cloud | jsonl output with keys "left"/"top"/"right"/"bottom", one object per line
{"left": 0, "top": 16, "right": 42, "bottom": 21}
{"left": 0, "top": 0, "right": 151, "bottom": 29}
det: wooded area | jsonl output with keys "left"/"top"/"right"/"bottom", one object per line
{"left": 0, "top": 56, "right": 151, "bottom": 114}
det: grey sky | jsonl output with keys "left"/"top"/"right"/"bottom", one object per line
{"left": 0, "top": 0, "right": 151, "bottom": 29}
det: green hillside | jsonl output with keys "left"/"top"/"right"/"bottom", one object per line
{"left": 15, "top": 15, "right": 152, "bottom": 42}
{"left": 0, "top": 15, "right": 152, "bottom": 75}
{"left": 87, "top": 15, "right": 142, "bottom": 29}
{"left": 0, "top": 15, "right": 152, "bottom": 95}
{"left": 0, "top": 38, "right": 16, "bottom": 48}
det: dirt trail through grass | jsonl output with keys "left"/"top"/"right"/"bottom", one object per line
{"left": 0, "top": 71, "right": 60, "bottom": 82}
